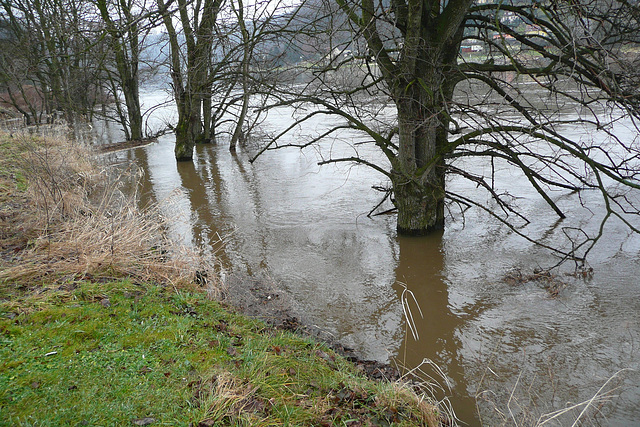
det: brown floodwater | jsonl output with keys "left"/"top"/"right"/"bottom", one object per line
{"left": 93, "top": 94, "right": 640, "bottom": 425}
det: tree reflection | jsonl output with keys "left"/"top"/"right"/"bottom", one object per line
{"left": 175, "top": 146, "right": 228, "bottom": 264}
{"left": 393, "top": 232, "right": 478, "bottom": 424}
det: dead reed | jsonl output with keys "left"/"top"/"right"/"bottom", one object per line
{"left": 0, "top": 130, "right": 222, "bottom": 297}
{"left": 474, "top": 352, "right": 629, "bottom": 426}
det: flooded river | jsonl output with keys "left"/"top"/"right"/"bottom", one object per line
{"left": 96, "top": 91, "right": 640, "bottom": 425}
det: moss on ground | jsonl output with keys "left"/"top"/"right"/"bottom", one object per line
{"left": 0, "top": 281, "right": 441, "bottom": 426}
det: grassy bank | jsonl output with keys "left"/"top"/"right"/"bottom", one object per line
{"left": 0, "top": 130, "right": 443, "bottom": 426}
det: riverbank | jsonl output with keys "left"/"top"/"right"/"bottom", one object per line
{"left": 0, "top": 129, "right": 446, "bottom": 425}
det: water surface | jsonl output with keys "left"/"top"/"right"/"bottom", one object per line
{"left": 96, "top": 95, "right": 640, "bottom": 425}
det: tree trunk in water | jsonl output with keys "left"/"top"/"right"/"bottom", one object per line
{"left": 174, "top": 127, "right": 194, "bottom": 160}
{"left": 392, "top": 169, "right": 445, "bottom": 235}
{"left": 157, "top": 0, "right": 220, "bottom": 161}
{"left": 229, "top": 0, "right": 251, "bottom": 153}
{"left": 123, "top": 81, "right": 143, "bottom": 140}
{"left": 391, "top": 82, "right": 448, "bottom": 235}
{"left": 129, "top": 108, "right": 143, "bottom": 141}
{"left": 174, "top": 104, "right": 197, "bottom": 160}
{"left": 343, "top": 0, "right": 464, "bottom": 235}
{"left": 96, "top": 0, "right": 142, "bottom": 141}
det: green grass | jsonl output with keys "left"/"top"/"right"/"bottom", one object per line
{"left": 0, "top": 281, "right": 439, "bottom": 426}
{"left": 0, "top": 137, "right": 27, "bottom": 197}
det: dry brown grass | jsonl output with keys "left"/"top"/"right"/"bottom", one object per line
{"left": 195, "top": 372, "right": 268, "bottom": 425}
{"left": 375, "top": 381, "right": 443, "bottom": 427}
{"left": 0, "top": 130, "right": 223, "bottom": 297}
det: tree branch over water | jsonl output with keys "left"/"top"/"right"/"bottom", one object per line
{"left": 247, "top": 0, "right": 640, "bottom": 263}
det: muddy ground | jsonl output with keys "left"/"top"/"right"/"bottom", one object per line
{"left": 221, "top": 271, "right": 402, "bottom": 382}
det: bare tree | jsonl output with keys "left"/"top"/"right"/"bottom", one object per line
{"left": 155, "top": 0, "right": 297, "bottom": 157}
{"left": 252, "top": 0, "right": 640, "bottom": 262}
{"left": 212, "top": 0, "right": 292, "bottom": 152}
{"left": 227, "top": 0, "right": 253, "bottom": 152}
{"left": 156, "top": 0, "right": 224, "bottom": 160}
{"left": 95, "top": 0, "right": 146, "bottom": 141}
{"left": 0, "top": 0, "right": 107, "bottom": 124}
{"left": 0, "top": 16, "right": 41, "bottom": 124}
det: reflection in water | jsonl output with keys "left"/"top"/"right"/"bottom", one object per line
{"left": 98, "top": 109, "right": 640, "bottom": 425}
{"left": 176, "top": 156, "right": 226, "bottom": 262}
{"left": 393, "top": 233, "right": 480, "bottom": 424}
{"left": 126, "top": 138, "right": 405, "bottom": 362}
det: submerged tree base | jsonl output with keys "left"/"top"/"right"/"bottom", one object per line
{"left": 397, "top": 223, "right": 445, "bottom": 237}
{"left": 393, "top": 173, "right": 446, "bottom": 236}
{"left": 174, "top": 143, "right": 194, "bottom": 161}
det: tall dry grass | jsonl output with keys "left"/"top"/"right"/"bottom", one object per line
{"left": 0, "top": 130, "right": 222, "bottom": 297}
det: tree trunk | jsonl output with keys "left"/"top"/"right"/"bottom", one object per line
{"left": 391, "top": 142, "right": 449, "bottom": 232}
{"left": 128, "top": 103, "right": 143, "bottom": 141}
{"left": 391, "top": 68, "right": 451, "bottom": 235}
{"left": 123, "top": 18, "right": 142, "bottom": 141}
{"left": 174, "top": 124, "right": 194, "bottom": 160}
{"left": 229, "top": 0, "right": 251, "bottom": 153}
{"left": 96, "top": 0, "right": 143, "bottom": 141}
{"left": 392, "top": 170, "right": 445, "bottom": 234}
{"left": 123, "top": 78, "right": 143, "bottom": 140}
{"left": 174, "top": 101, "right": 197, "bottom": 160}
{"left": 158, "top": 0, "right": 220, "bottom": 160}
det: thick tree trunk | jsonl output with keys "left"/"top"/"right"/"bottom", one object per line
{"left": 392, "top": 83, "right": 448, "bottom": 235}
{"left": 123, "top": 80, "right": 142, "bottom": 140}
{"left": 391, "top": 143, "right": 446, "bottom": 235}
{"left": 174, "top": 106, "right": 197, "bottom": 161}
{"left": 174, "top": 133, "right": 193, "bottom": 160}
{"left": 174, "top": 127, "right": 193, "bottom": 161}
{"left": 340, "top": 0, "right": 465, "bottom": 235}
{"left": 392, "top": 170, "right": 445, "bottom": 234}
{"left": 129, "top": 109, "right": 143, "bottom": 141}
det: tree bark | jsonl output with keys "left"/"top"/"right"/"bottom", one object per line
{"left": 392, "top": 170, "right": 445, "bottom": 234}
{"left": 392, "top": 92, "right": 447, "bottom": 234}
{"left": 174, "top": 116, "right": 195, "bottom": 160}
{"left": 338, "top": 0, "right": 466, "bottom": 235}
{"left": 388, "top": 49, "right": 456, "bottom": 235}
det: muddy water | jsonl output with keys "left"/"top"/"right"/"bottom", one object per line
{"left": 97, "top": 97, "right": 640, "bottom": 425}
